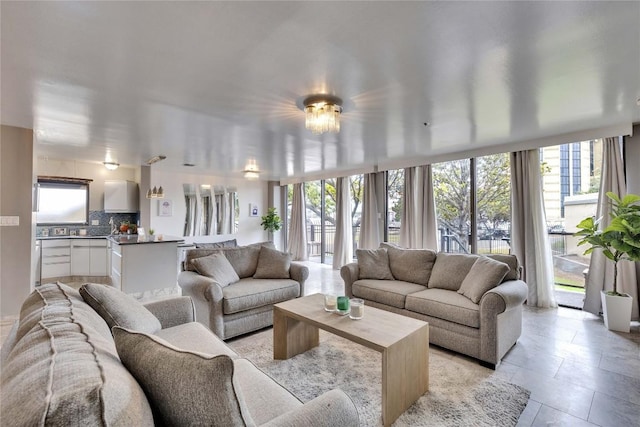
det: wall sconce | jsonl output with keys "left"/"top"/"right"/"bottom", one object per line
{"left": 146, "top": 186, "right": 165, "bottom": 199}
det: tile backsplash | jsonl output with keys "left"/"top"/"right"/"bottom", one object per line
{"left": 36, "top": 211, "right": 139, "bottom": 237}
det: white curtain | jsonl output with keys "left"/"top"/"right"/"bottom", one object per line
{"left": 359, "top": 173, "right": 381, "bottom": 249}
{"left": 288, "top": 183, "right": 308, "bottom": 261}
{"left": 333, "top": 177, "right": 353, "bottom": 269}
{"left": 510, "top": 150, "right": 557, "bottom": 308}
{"left": 584, "top": 137, "right": 638, "bottom": 320}
{"left": 184, "top": 194, "right": 198, "bottom": 236}
{"left": 400, "top": 166, "right": 439, "bottom": 249}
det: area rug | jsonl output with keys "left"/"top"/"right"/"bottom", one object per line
{"left": 227, "top": 329, "right": 530, "bottom": 427}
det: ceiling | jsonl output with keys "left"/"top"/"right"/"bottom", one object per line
{"left": 2, "top": 1, "right": 639, "bottom": 182}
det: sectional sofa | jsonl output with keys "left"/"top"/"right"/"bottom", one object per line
{"left": 341, "top": 243, "right": 528, "bottom": 367}
{"left": 0, "top": 282, "right": 358, "bottom": 426}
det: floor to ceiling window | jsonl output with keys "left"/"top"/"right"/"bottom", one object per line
{"left": 304, "top": 181, "right": 324, "bottom": 263}
{"left": 386, "top": 169, "right": 404, "bottom": 244}
{"left": 541, "top": 139, "right": 602, "bottom": 308}
{"left": 349, "top": 175, "right": 364, "bottom": 253}
{"left": 476, "top": 153, "right": 511, "bottom": 254}
{"left": 433, "top": 159, "right": 472, "bottom": 253}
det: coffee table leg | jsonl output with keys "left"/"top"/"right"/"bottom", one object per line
{"left": 381, "top": 325, "right": 429, "bottom": 427}
{"left": 273, "top": 307, "right": 320, "bottom": 360}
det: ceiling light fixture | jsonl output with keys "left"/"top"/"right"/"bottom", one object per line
{"left": 146, "top": 155, "right": 167, "bottom": 165}
{"left": 302, "top": 95, "right": 343, "bottom": 135}
{"left": 243, "top": 161, "right": 260, "bottom": 180}
{"left": 103, "top": 161, "right": 119, "bottom": 171}
{"left": 146, "top": 186, "right": 165, "bottom": 199}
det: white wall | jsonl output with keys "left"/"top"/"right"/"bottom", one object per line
{"left": 149, "top": 170, "right": 268, "bottom": 244}
{"left": 36, "top": 158, "right": 137, "bottom": 210}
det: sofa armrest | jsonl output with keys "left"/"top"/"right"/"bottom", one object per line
{"left": 178, "top": 271, "right": 226, "bottom": 337}
{"left": 143, "top": 296, "right": 195, "bottom": 329}
{"left": 289, "top": 262, "right": 309, "bottom": 296}
{"left": 340, "top": 263, "right": 359, "bottom": 298}
{"left": 481, "top": 280, "right": 528, "bottom": 313}
{"left": 260, "top": 389, "right": 359, "bottom": 427}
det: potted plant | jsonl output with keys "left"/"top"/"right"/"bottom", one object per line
{"left": 260, "top": 207, "right": 282, "bottom": 239}
{"left": 575, "top": 192, "right": 640, "bottom": 332}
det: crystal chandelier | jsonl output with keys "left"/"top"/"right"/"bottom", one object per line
{"left": 303, "top": 95, "right": 343, "bottom": 135}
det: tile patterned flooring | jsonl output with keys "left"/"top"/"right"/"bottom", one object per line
{"left": 2, "top": 261, "right": 638, "bottom": 426}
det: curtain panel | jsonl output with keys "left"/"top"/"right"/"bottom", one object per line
{"left": 287, "top": 183, "right": 308, "bottom": 261}
{"left": 399, "top": 166, "right": 438, "bottom": 250}
{"left": 583, "top": 137, "right": 639, "bottom": 320}
{"left": 359, "top": 173, "right": 381, "bottom": 249}
{"left": 510, "top": 150, "right": 557, "bottom": 308}
{"left": 333, "top": 177, "right": 353, "bottom": 269}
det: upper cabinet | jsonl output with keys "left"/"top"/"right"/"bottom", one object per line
{"left": 104, "top": 180, "right": 139, "bottom": 213}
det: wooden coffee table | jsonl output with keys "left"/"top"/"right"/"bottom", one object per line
{"left": 273, "top": 293, "right": 429, "bottom": 427}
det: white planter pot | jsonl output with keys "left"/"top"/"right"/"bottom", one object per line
{"left": 601, "top": 291, "right": 633, "bottom": 333}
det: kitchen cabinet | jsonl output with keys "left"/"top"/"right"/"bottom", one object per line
{"left": 104, "top": 180, "right": 139, "bottom": 213}
{"left": 41, "top": 240, "right": 71, "bottom": 280}
{"left": 71, "top": 239, "right": 108, "bottom": 276}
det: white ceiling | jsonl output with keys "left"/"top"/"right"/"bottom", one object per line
{"left": 2, "top": 1, "right": 639, "bottom": 181}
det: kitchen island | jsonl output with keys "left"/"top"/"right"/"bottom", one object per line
{"left": 108, "top": 235, "right": 184, "bottom": 295}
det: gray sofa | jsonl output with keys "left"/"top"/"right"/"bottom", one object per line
{"left": 341, "top": 244, "right": 528, "bottom": 368}
{"left": 179, "top": 243, "right": 309, "bottom": 340}
{"left": 0, "top": 282, "right": 358, "bottom": 426}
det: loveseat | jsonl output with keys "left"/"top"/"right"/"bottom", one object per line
{"left": 0, "top": 282, "right": 358, "bottom": 426}
{"left": 341, "top": 244, "right": 528, "bottom": 367}
{"left": 178, "top": 243, "right": 309, "bottom": 340}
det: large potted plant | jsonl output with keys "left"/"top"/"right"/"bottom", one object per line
{"left": 575, "top": 192, "right": 640, "bottom": 332}
{"left": 260, "top": 207, "right": 282, "bottom": 239}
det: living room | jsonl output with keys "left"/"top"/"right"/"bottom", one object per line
{"left": 1, "top": 2, "right": 639, "bottom": 426}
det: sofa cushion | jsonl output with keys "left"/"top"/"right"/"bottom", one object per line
{"left": 222, "top": 246, "right": 262, "bottom": 278}
{"left": 458, "top": 257, "right": 510, "bottom": 303}
{"left": 380, "top": 243, "right": 436, "bottom": 285}
{"left": 254, "top": 246, "right": 291, "bottom": 279}
{"left": 80, "top": 283, "right": 162, "bottom": 334}
{"left": 406, "top": 288, "right": 481, "bottom": 328}
{"left": 155, "top": 322, "right": 239, "bottom": 359}
{"left": 113, "top": 327, "right": 253, "bottom": 427}
{"left": 195, "top": 238, "right": 238, "bottom": 249}
{"left": 191, "top": 252, "right": 240, "bottom": 287}
{"left": 1, "top": 282, "right": 154, "bottom": 426}
{"left": 352, "top": 279, "right": 427, "bottom": 309}
{"left": 486, "top": 254, "right": 521, "bottom": 281}
{"left": 222, "top": 278, "right": 301, "bottom": 314}
{"left": 428, "top": 253, "right": 479, "bottom": 291}
{"left": 356, "top": 248, "right": 394, "bottom": 280}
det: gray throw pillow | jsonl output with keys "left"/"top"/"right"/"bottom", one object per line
{"left": 458, "top": 257, "right": 511, "bottom": 303}
{"left": 356, "top": 248, "right": 394, "bottom": 280}
{"left": 112, "top": 327, "right": 253, "bottom": 427}
{"left": 486, "top": 254, "right": 521, "bottom": 281}
{"left": 380, "top": 243, "right": 436, "bottom": 285}
{"left": 222, "top": 246, "right": 262, "bottom": 278}
{"left": 191, "top": 253, "right": 240, "bottom": 286}
{"left": 253, "top": 246, "right": 291, "bottom": 279}
{"left": 428, "top": 253, "right": 479, "bottom": 291}
{"left": 80, "top": 283, "right": 161, "bottom": 334}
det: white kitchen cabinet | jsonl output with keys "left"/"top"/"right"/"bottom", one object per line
{"left": 104, "top": 180, "right": 139, "bottom": 213}
{"left": 41, "top": 240, "right": 71, "bottom": 281}
{"left": 71, "top": 239, "right": 108, "bottom": 276}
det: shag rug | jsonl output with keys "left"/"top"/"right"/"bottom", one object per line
{"left": 228, "top": 329, "right": 530, "bottom": 427}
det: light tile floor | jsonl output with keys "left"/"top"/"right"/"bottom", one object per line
{"left": 301, "top": 261, "right": 640, "bottom": 427}
{"left": 2, "top": 261, "right": 638, "bottom": 427}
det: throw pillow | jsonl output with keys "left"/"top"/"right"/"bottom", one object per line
{"left": 486, "top": 254, "right": 521, "bottom": 281}
{"left": 380, "top": 243, "right": 436, "bottom": 285}
{"left": 457, "top": 257, "right": 511, "bottom": 303}
{"left": 79, "top": 283, "right": 161, "bottom": 334}
{"left": 356, "top": 248, "right": 394, "bottom": 280}
{"left": 190, "top": 253, "right": 240, "bottom": 286}
{"left": 253, "top": 246, "right": 291, "bottom": 279}
{"left": 112, "top": 327, "right": 253, "bottom": 427}
{"left": 222, "top": 246, "right": 262, "bottom": 278}
{"left": 428, "top": 253, "right": 479, "bottom": 291}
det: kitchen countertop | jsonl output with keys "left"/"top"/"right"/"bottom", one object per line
{"left": 38, "top": 235, "right": 109, "bottom": 240}
{"left": 107, "top": 235, "right": 184, "bottom": 245}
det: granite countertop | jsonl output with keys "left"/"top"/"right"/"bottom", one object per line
{"left": 107, "top": 235, "right": 184, "bottom": 245}
{"left": 38, "top": 235, "right": 109, "bottom": 240}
